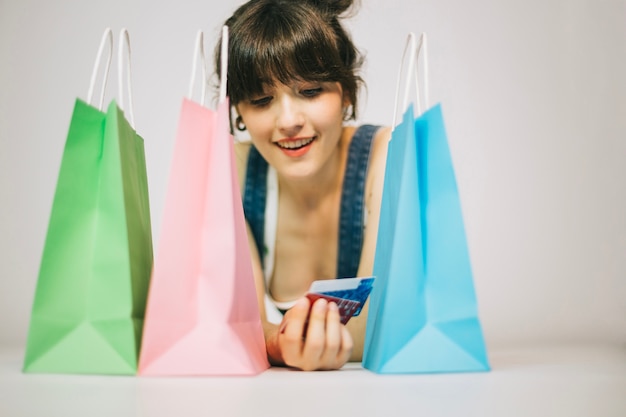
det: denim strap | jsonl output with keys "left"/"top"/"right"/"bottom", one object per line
{"left": 243, "top": 146, "right": 268, "bottom": 266}
{"left": 243, "top": 125, "right": 379, "bottom": 276}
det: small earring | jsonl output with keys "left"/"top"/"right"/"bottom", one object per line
{"left": 236, "top": 116, "right": 247, "bottom": 131}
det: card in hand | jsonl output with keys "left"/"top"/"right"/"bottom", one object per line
{"left": 305, "top": 276, "right": 375, "bottom": 324}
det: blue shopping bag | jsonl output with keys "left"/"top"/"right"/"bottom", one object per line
{"left": 363, "top": 33, "right": 490, "bottom": 374}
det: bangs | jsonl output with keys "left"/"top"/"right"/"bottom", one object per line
{"left": 227, "top": 4, "right": 345, "bottom": 104}
{"left": 219, "top": 0, "right": 362, "bottom": 120}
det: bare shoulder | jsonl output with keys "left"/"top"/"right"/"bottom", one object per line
{"left": 234, "top": 140, "right": 252, "bottom": 191}
{"left": 363, "top": 125, "right": 391, "bottom": 217}
{"left": 366, "top": 126, "right": 391, "bottom": 190}
{"left": 371, "top": 126, "right": 391, "bottom": 163}
{"left": 357, "top": 125, "right": 391, "bottom": 278}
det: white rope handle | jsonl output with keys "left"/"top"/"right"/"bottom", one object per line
{"left": 188, "top": 31, "right": 207, "bottom": 105}
{"left": 117, "top": 28, "right": 136, "bottom": 128}
{"left": 416, "top": 33, "right": 429, "bottom": 112}
{"left": 219, "top": 25, "right": 229, "bottom": 104}
{"left": 391, "top": 32, "right": 417, "bottom": 127}
{"left": 391, "top": 32, "right": 429, "bottom": 128}
{"left": 87, "top": 28, "right": 113, "bottom": 110}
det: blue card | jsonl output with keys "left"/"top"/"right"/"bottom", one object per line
{"left": 307, "top": 277, "right": 375, "bottom": 323}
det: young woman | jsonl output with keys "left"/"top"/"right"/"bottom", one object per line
{"left": 215, "top": 0, "right": 390, "bottom": 371}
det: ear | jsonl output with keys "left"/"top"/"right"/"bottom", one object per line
{"left": 342, "top": 95, "right": 354, "bottom": 121}
{"left": 342, "top": 88, "right": 352, "bottom": 108}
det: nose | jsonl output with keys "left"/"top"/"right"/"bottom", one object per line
{"left": 275, "top": 94, "right": 304, "bottom": 137}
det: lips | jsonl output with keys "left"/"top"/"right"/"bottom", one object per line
{"left": 275, "top": 136, "right": 316, "bottom": 158}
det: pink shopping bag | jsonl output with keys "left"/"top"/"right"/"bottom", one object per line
{"left": 138, "top": 29, "right": 269, "bottom": 375}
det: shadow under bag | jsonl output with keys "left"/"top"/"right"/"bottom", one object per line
{"left": 23, "top": 29, "right": 153, "bottom": 374}
{"left": 363, "top": 33, "right": 490, "bottom": 374}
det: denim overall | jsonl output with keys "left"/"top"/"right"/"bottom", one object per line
{"left": 243, "top": 125, "right": 380, "bottom": 284}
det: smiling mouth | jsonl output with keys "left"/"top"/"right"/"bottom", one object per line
{"left": 275, "top": 137, "right": 316, "bottom": 150}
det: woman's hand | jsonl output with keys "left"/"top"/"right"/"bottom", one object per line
{"left": 275, "top": 297, "right": 353, "bottom": 371}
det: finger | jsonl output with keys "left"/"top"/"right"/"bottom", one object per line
{"left": 338, "top": 325, "right": 354, "bottom": 365}
{"left": 279, "top": 297, "right": 310, "bottom": 365}
{"left": 301, "top": 298, "right": 328, "bottom": 363}
{"left": 319, "top": 301, "right": 342, "bottom": 365}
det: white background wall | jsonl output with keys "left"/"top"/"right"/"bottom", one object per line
{"left": 1, "top": 0, "right": 624, "bottom": 350}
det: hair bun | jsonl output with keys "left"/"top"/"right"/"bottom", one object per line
{"left": 305, "top": 0, "right": 357, "bottom": 17}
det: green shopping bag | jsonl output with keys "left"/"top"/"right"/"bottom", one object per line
{"left": 23, "top": 29, "right": 153, "bottom": 375}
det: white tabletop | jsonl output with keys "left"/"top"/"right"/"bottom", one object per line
{"left": 1, "top": 344, "right": 625, "bottom": 417}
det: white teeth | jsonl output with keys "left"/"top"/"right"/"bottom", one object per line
{"left": 276, "top": 137, "right": 315, "bottom": 150}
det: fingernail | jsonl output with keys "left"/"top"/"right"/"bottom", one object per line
{"left": 328, "top": 301, "right": 338, "bottom": 312}
{"left": 314, "top": 298, "right": 328, "bottom": 310}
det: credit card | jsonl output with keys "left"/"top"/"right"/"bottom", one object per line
{"left": 306, "top": 276, "right": 375, "bottom": 324}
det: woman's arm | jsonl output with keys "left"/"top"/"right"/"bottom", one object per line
{"left": 244, "top": 223, "right": 284, "bottom": 365}
{"left": 347, "top": 126, "right": 391, "bottom": 361}
{"left": 234, "top": 142, "right": 283, "bottom": 364}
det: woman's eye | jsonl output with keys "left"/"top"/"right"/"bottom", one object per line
{"left": 301, "top": 88, "right": 323, "bottom": 98}
{"left": 250, "top": 96, "right": 272, "bottom": 107}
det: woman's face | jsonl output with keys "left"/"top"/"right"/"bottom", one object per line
{"left": 236, "top": 80, "right": 347, "bottom": 181}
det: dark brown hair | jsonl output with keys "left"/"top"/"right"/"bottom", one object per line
{"left": 215, "top": 0, "right": 363, "bottom": 120}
